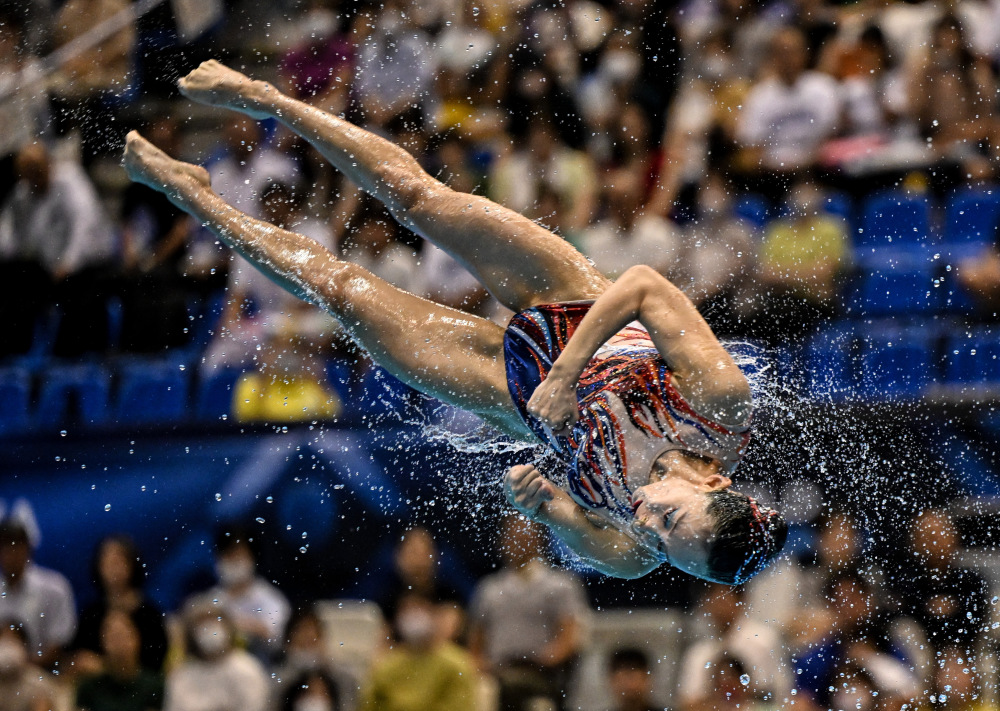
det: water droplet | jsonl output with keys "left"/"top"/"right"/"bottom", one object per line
{"left": 104, "top": 504, "right": 111, "bottom": 512}
{"left": 739, "top": 674, "right": 750, "bottom": 686}
{"left": 59, "top": 430, "right": 66, "bottom": 437}
{"left": 215, "top": 493, "right": 222, "bottom": 501}
{"left": 256, "top": 517, "right": 265, "bottom": 523}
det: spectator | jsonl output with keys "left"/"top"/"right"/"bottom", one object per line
{"left": 76, "top": 610, "right": 164, "bottom": 711}
{"left": 374, "top": 527, "right": 464, "bottom": 642}
{"left": 202, "top": 181, "right": 337, "bottom": 375}
{"left": 749, "top": 509, "right": 873, "bottom": 650}
{"left": 468, "top": 515, "right": 588, "bottom": 711}
{"left": 273, "top": 606, "right": 356, "bottom": 711}
{"left": 0, "top": 142, "right": 116, "bottom": 357}
{"left": 795, "top": 573, "right": 916, "bottom": 709}
{"left": 281, "top": 669, "right": 341, "bottom": 711}
{"left": 676, "top": 583, "right": 790, "bottom": 709}
{"left": 907, "top": 15, "right": 997, "bottom": 159}
{"left": 890, "top": 509, "right": 990, "bottom": 655}
{"left": 671, "top": 172, "right": 756, "bottom": 338}
{"left": 751, "top": 180, "right": 848, "bottom": 345}
{"left": 72, "top": 534, "right": 168, "bottom": 675}
{"left": 578, "top": 167, "right": 679, "bottom": 280}
{"left": 187, "top": 526, "right": 291, "bottom": 663}
{"left": 361, "top": 594, "right": 478, "bottom": 711}
{"left": 489, "top": 118, "right": 597, "bottom": 235}
{"left": 930, "top": 646, "right": 995, "bottom": 711}
{"left": 0, "top": 621, "right": 57, "bottom": 711}
{"left": 0, "top": 517, "right": 76, "bottom": 668}
{"left": 164, "top": 604, "right": 269, "bottom": 711}
{"left": 48, "top": 0, "right": 136, "bottom": 163}
{"left": 737, "top": 27, "right": 840, "bottom": 188}
{"left": 353, "top": 1, "right": 436, "bottom": 128}
{"left": 605, "top": 648, "right": 656, "bottom": 711}
{"left": 118, "top": 114, "right": 196, "bottom": 353}
{"left": 684, "top": 652, "right": 770, "bottom": 711}
{"left": 0, "top": 10, "right": 47, "bottom": 205}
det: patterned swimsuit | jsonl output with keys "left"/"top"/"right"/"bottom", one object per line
{"left": 503, "top": 302, "right": 751, "bottom": 536}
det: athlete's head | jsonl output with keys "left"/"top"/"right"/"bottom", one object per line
{"left": 631, "top": 471, "right": 786, "bottom": 584}
{"left": 702, "top": 490, "right": 787, "bottom": 584}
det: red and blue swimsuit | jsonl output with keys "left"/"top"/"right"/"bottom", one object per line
{"left": 504, "top": 301, "right": 751, "bottom": 531}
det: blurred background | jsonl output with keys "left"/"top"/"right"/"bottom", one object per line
{"left": 0, "top": 0, "right": 999, "bottom": 709}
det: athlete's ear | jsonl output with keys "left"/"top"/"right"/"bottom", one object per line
{"left": 704, "top": 474, "right": 732, "bottom": 490}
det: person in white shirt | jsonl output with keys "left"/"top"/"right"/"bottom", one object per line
{"left": 676, "top": 583, "right": 791, "bottom": 709}
{"left": 186, "top": 527, "right": 291, "bottom": 664}
{"left": 738, "top": 27, "right": 840, "bottom": 173}
{"left": 0, "top": 518, "right": 77, "bottom": 668}
{"left": 165, "top": 604, "right": 269, "bottom": 711}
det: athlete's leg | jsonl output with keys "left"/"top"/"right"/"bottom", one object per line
{"left": 177, "top": 61, "right": 611, "bottom": 312}
{"left": 123, "top": 131, "right": 531, "bottom": 438}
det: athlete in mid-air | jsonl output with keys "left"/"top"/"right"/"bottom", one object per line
{"left": 124, "top": 61, "right": 786, "bottom": 585}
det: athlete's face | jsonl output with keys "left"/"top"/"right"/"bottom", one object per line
{"left": 631, "top": 475, "right": 731, "bottom": 579}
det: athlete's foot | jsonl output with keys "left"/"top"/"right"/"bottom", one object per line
{"left": 123, "top": 131, "right": 210, "bottom": 199}
{"left": 178, "top": 60, "right": 272, "bottom": 120}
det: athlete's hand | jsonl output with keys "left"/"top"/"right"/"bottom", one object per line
{"left": 527, "top": 372, "right": 580, "bottom": 436}
{"left": 504, "top": 464, "right": 557, "bottom": 520}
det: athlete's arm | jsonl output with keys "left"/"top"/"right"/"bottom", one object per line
{"left": 504, "top": 465, "right": 660, "bottom": 579}
{"left": 526, "top": 264, "right": 751, "bottom": 431}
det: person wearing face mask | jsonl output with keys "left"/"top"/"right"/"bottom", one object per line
{"left": 0, "top": 621, "right": 57, "bottom": 711}
{"left": 282, "top": 670, "right": 341, "bottom": 711}
{"left": 361, "top": 594, "right": 478, "bottom": 711}
{"left": 163, "top": 605, "right": 269, "bottom": 711}
{"left": 272, "top": 607, "right": 357, "bottom": 711}
{"left": 186, "top": 527, "right": 291, "bottom": 665}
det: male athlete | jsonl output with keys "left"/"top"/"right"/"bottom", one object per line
{"left": 124, "top": 60, "right": 786, "bottom": 584}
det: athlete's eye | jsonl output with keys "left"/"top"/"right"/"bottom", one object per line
{"left": 663, "top": 508, "right": 678, "bottom": 527}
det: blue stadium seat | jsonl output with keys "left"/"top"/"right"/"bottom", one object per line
{"left": 849, "top": 263, "right": 940, "bottom": 317}
{"left": 115, "top": 361, "right": 189, "bottom": 425}
{"left": 823, "top": 191, "right": 854, "bottom": 226}
{"left": 859, "top": 327, "right": 932, "bottom": 397}
{"left": 858, "top": 192, "right": 932, "bottom": 250}
{"left": 943, "top": 186, "right": 1000, "bottom": 257}
{"left": 195, "top": 367, "right": 243, "bottom": 422}
{"left": 943, "top": 330, "right": 1000, "bottom": 384}
{"left": 734, "top": 194, "right": 769, "bottom": 230}
{"left": 35, "top": 364, "right": 112, "bottom": 428}
{"left": 0, "top": 368, "right": 32, "bottom": 435}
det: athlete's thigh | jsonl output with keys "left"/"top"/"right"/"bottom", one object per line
{"left": 405, "top": 185, "right": 611, "bottom": 313}
{"left": 331, "top": 262, "right": 533, "bottom": 439}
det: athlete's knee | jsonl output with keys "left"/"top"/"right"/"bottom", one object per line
{"left": 374, "top": 159, "right": 432, "bottom": 212}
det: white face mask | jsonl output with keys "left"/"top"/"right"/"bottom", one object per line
{"left": 215, "top": 558, "right": 254, "bottom": 587}
{"left": 294, "top": 697, "right": 333, "bottom": 711}
{"left": 395, "top": 608, "right": 436, "bottom": 646}
{"left": 0, "top": 640, "right": 26, "bottom": 675}
{"left": 194, "top": 622, "right": 231, "bottom": 657}
{"left": 602, "top": 50, "right": 641, "bottom": 84}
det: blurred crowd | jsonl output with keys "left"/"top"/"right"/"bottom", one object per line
{"left": 0, "top": 503, "right": 995, "bottom": 711}
{"left": 5, "top": 0, "right": 1000, "bottom": 414}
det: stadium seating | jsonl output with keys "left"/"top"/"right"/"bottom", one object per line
{"left": 114, "top": 360, "right": 190, "bottom": 425}
{"left": 35, "top": 363, "right": 113, "bottom": 429}
{"left": 0, "top": 368, "right": 31, "bottom": 436}
{"left": 943, "top": 186, "right": 1000, "bottom": 259}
